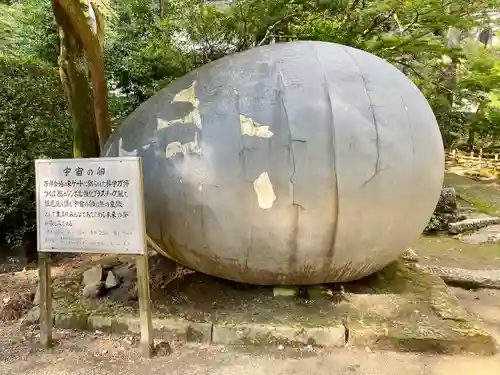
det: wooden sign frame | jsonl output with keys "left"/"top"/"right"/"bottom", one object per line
{"left": 34, "top": 157, "right": 153, "bottom": 357}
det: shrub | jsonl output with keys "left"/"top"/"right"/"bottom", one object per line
{"left": 0, "top": 56, "right": 72, "bottom": 250}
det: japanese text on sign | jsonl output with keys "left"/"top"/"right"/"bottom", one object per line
{"left": 35, "top": 157, "right": 145, "bottom": 254}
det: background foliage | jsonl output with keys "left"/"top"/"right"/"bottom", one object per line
{"left": 0, "top": 56, "right": 72, "bottom": 249}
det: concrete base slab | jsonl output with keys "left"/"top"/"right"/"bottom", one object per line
{"left": 31, "top": 261, "right": 497, "bottom": 355}
{"left": 212, "top": 323, "right": 345, "bottom": 347}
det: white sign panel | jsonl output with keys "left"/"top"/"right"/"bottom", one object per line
{"left": 35, "top": 157, "right": 146, "bottom": 254}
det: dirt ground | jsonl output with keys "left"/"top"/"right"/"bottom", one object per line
{"left": 1, "top": 248, "right": 499, "bottom": 375}
{"left": 1, "top": 320, "right": 500, "bottom": 375}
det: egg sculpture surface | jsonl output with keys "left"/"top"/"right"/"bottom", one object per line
{"left": 103, "top": 41, "right": 444, "bottom": 285}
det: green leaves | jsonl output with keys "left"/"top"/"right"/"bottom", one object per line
{"left": 0, "top": 57, "right": 72, "bottom": 247}
{"left": 101, "top": 0, "right": 500, "bottom": 146}
{"left": 2, "top": 0, "right": 59, "bottom": 64}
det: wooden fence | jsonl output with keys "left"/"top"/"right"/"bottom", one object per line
{"left": 447, "top": 149, "right": 500, "bottom": 170}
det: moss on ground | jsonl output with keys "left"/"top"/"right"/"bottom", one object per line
{"left": 412, "top": 235, "right": 500, "bottom": 269}
{"left": 444, "top": 172, "right": 500, "bottom": 215}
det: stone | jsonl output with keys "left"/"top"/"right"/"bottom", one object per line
{"left": 422, "top": 265, "right": 500, "bottom": 290}
{"left": 425, "top": 188, "right": 462, "bottom": 233}
{"left": 435, "top": 187, "right": 457, "bottom": 213}
{"left": 400, "top": 248, "right": 420, "bottom": 262}
{"left": 107, "top": 280, "right": 137, "bottom": 302}
{"left": 0, "top": 292, "right": 34, "bottom": 321}
{"left": 273, "top": 286, "right": 298, "bottom": 297}
{"left": 88, "top": 315, "right": 112, "bottom": 333}
{"left": 105, "top": 271, "right": 120, "bottom": 289}
{"left": 21, "top": 307, "right": 40, "bottom": 326}
{"left": 33, "top": 284, "right": 40, "bottom": 305}
{"left": 212, "top": 323, "right": 345, "bottom": 348}
{"left": 113, "top": 263, "right": 136, "bottom": 280}
{"left": 154, "top": 340, "right": 173, "bottom": 356}
{"left": 186, "top": 323, "right": 213, "bottom": 343}
{"left": 448, "top": 217, "right": 500, "bottom": 234}
{"left": 306, "top": 327, "right": 346, "bottom": 347}
{"left": 457, "top": 224, "right": 500, "bottom": 245}
{"left": 82, "top": 265, "right": 104, "bottom": 286}
{"left": 109, "top": 316, "right": 212, "bottom": 343}
{"left": 83, "top": 282, "right": 105, "bottom": 299}
{"left": 307, "top": 285, "right": 329, "bottom": 299}
{"left": 54, "top": 312, "right": 89, "bottom": 330}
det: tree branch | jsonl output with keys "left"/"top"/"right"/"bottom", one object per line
{"left": 395, "top": 59, "right": 455, "bottom": 95}
{"left": 257, "top": 10, "right": 299, "bottom": 47}
{"left": 362, "top": 10, "right": 396, "bottom": 37}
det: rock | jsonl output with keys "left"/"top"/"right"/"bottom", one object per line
{"left": 21, "top": 307, "right": 40, "bottom": 326}
{"left": 33, "top": 284, "right": 40, "bottom": 305}
{"left": 425, "top": 188, "right": 461, "bottom": 233}
{"left": 88, "top": 315, "right": 112, "bottom": 333}
{"left": 212, "top": 323, "right": 345, "bottom": 347}
{"left": 422, "top": 265, "right": 500, "bottom": 290}
{"left": 154, "top": 340, "right": 173, "bottom": 356}
{"left": 83, "top": 282, "right": 105, "bottom": 299}
{"left": 107, "top": 280, "right": 137, "bottom": 302}
{"left": 400, "top": 248, "right": 419, "bottom": 262}
{"left": 83, "top": 265, "right": 104, "bottom": 286}
{"left": 105, "top": 271, "right": 120, "bottom": 289}
{"left": 307, "top": 285, "right": 329, "bottom": 299}
{"left": 435, "top": 187, "right": 457, "bottom": 213}
{"left": 457, "top": 224, "right": 500, "bottom": 245}
{"left": 448, "top": 217, "right": 500, "bottom": 234}
{"left": 54, "top": 312, "right": 89, "bottom": 330}
{"left": 273, "top": 286, "right": 298, "bottom": 297}
{"left": 113, "top": 262, "right": 135, "bottom": 276}
{"left": 0, "top": 292, "right": 34, "bottom": 321}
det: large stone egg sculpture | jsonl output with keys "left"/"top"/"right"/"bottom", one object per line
{"left": 103, "top": 41, "right": 444, "bottom": 285}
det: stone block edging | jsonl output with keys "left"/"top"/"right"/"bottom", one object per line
{"left": 36, "top": 311, "right": 497, "bottom": 355}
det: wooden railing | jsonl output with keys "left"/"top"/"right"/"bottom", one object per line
{"left": 447, "top": 149, "right": 500, "bottom": 170}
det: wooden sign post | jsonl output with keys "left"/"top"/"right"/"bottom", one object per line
{"left": 35, "top": 157, "right": 153, "bottom": 357}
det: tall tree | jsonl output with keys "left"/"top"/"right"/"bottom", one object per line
{"left": 51, "top": 0, "right": 111, "bottom": 156}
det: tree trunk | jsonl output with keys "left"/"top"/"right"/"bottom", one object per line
{"left": 435, "top": 27, "right": 460, "bottom": 149}
{"left": 52, "top": 0, "right": 111, "bottom": 151}
{"left": 467, "top": 125, "right": 476, "bottom": 152}
{"left": 58, "top": 29, "right": 100, "bottom": 158}
{"left": 159, "top": 0, "right": 168, "bottom": 18}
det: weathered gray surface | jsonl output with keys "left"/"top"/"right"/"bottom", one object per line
{"left": 104, "top": 41, "right": 444, "bottom": 284}
{"left": 105, "top": 271, "right": 120, "bottom": 289}
{"left": 436, "top": 187, "right": 457, "bottom": 213}
{"left": 458, "top": 224, "right": 500, "bottom": 245}
{"left": 425, "top": 188, "right": 461, "bottom": 232}
{"left": 449, "top": 217, "right": 500, "bottom": 235}
{"left": 401, "top": 248, "right": 420, "bottom": 262}
{"left": 82, "top": 266, "right": 103, "bottom": 286}
{"left": 33, "top": 284, "right": 40, "bottom": 305}
{"left": 422, "top": 265, "right": 500, "bottom": 290}
{"left": 82, "top": 282, "right": 104, "bottom": 299}
{"left": 211, "top": 323, "right": 345, "bottom": 347}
